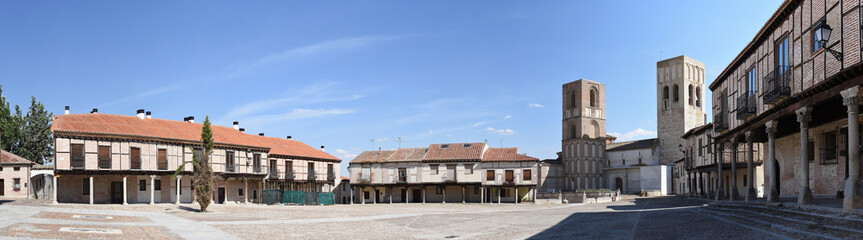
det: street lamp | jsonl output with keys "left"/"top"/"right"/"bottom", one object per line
{"left": 814, "top": 22, "right": 843, "bottom": 61}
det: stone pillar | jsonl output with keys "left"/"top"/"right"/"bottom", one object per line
{"left": 361, "top": 188, "right": 366, "bottom": 204}
{"left": 442, "top": 186, "right": 446, "bottom": 204}
{"left": 350, "top": 187, "right": 354, "bottom": 205}
{"left": 372, "top": 188, "right": 377, "bottom": 204}
{"left": 745, "top": 131, "right": 757, "bottom": 202}
{"left": 388, "top": 187, "right": 392, "bottom": 204}
{"left": 89, "top": 176, "right": 94, "bottom": 205}
{"left": 515, "top": 187, "right": 519, "bottom": 204}
{"left": 406, "top": 187, "right": 411, "bottom": 203}
{"left": 175, "top": 176, "right": 182, "bottom": 205}
{"left": 730, "top": 138, "right": 739, "bottom": 201}
{"left": 243, "top": 178, "right": 248, "bottom": 204}
{"left": 224, "top": 178, "right": 229, "bottom": 204}
{"left": 149, "top": 175, "right": 155, "bottom": 205}
{"left": 842, "top": 86, "right": 863, "bottom": 210}
{"left": 481, "top": 187, "right": 485, "bottom": 204}
{"left": 462, "top": 186, "right": 466, "bottom": 204}
{"left": 766, "top": 120, "right": 779, "bottom": 202}
{"left": 497, "top": 188, "right": 501, "bottom": 204}
{"left": 698, "top": 172, "right": 703, "bottom": 197}
{"left": 422, "top": 187, "right": 426, "bottom": 204}
{"left": 796, "top": 106, "right": 813, "bottom": 205}
{"left": 52, "top": 175, "right": 58, "bottom": 204}
{"left": 715, "top": 143, "right": 724, "bottom": 201}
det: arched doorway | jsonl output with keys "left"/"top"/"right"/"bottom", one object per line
{"left": 615, "top": 177, "right": 623, "bottom": 192}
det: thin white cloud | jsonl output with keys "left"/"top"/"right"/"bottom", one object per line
{"left": 607, "top": 128, "right": 657, "bottom": 141}
{"left": 529, "top": 103, "right": 544, "bottom": 108}
{"left": 334, "top": 149, "right": 358, "bottom": 160}
{"left": 486, "top": 127, "right": 516, "bottom": 135}
{"left": 223, "top": 82, "right": 363, "bottom": 121}
{"left": 242, "top": 35, "right": 410, "bottom": 72}
{"left": 472, "top": 121, "right": 488, "bottom": 127}
{"left": 98, "top": 82, "right": 185, "bottom": 108}
{"left": 241, "top": 108, "right": 355, "bottom": 125}
{"left": 504, "top": 115, "right": 512, "bottom": 120}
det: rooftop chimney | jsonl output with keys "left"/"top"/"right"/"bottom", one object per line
{"left": 146, "top": 111, "right": 152, "bottom": 119}
{"left": 286, "top": 136, "right": 292, "bottom": 139}
{"left": 233, "top": 121, "right": 239, "bottom": 130}
{"left": 137, "top": 109, "right": 145, "bottom": 119}
{"left": 64, "top": 106, "right": 69, "bottom": 115}
{"left": 91, "top": 108, "right": 98, "bottom": 114}
{"left": 321, "top": 145, "right": 326, "bottom": 152}
{"left": 239, "top": 128, "right": 245, "bottom": 133}
{"left": 258, "top": 133, "right": 264, "bottom": 136}
{"left": 186, "top": 116, "right": 194, "bottom": 123}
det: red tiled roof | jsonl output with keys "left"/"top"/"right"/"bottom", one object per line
{"left": 52, "top": 113, "right": 340, "bottom": 161}
{"left": 351, "top": 150, "right": 395, "bottom": 163}
{"left": 423, "top": 143, "right": 486, "bottom": 161}
{"left": 340, "top": 176, "right": 350, "bottom": 180}
{"left": 254, "top": 135, "right": 339, "bottom": 161}
{"left": 350, "top": 148, "right": 429, "bottom": 163}
{"left": 481, "top": 147, "right": 539, "bottom": 162}
{"left": 1, "top": 150, "right": 34, "bottom": 165}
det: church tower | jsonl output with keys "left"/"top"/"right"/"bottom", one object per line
{"left": 561, "top": 79, "right": 606, "bottom": 190}
{"left": 657, "top": 56, "right": 706, "bottom": 166}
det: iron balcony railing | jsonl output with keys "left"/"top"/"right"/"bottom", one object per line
{"left": 763, "top": 66, "right": 792, "bottom": 104}
{"left": 226, "top": 165, "right": 235, "bottom": 173}
{"left": 284, "top": 172, "right": 294, "bottom": 180}
{"left": 327, "top": 172, "right": 335, "bottom": 181}
{"left": 736, "top": 92, "right": 756, "bottom": 120}
{"left": 714, "top": 113, "right": 728, "bottom": 131}
{"left": 253, "top": 167, "right": 262, "bottom": 173}
{"left": 72, "top": 158, "right": 85, "bottom": 169}
{"left": 308, "top": 172, "right": 316, "bottom": 181}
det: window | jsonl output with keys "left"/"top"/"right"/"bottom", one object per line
{"left": 71, "top": 144, "right": 85, "bottom": 169}
{"left": 398, "top": 168, "right": 407, "bottom": 182}
{"left": 464, "top": 164, "right": 473, "bottom": 174}
{"left": 486, "top": 170, "right": 495, "bottom": 181}
{"left": 226, "top": 151, "right": 235, "bottom": 171}
{"left": 696, "top": 87, "right": 702, "bottom": 107}
{"left": 673, "top": 84, "right": 679, "bottom": 102}
{"left": 821, "top": 131, "right": 838, "bottom": 165}
{"left": 238, "top": 188, "right": 244, "bottom": 196}
{"left": 430, "top": 164, "right": 439, "bottom": 175}
{"left": 569, "top": 91, "right": 576, "bottom": 108}
{"left": 499, "top": 189, "right": 508, "bottom": 197}
{"left": 253, "top": 154, "right": 261, "bottom": 171}
{"left": 308, "top": 162, "right": 315, "bottom": 177}
{"left": 747, "top": 67, "right": 757, "bottom": 96}
{"left": 505, "top": 170, "right": 514, "bottom": 183}
{"left": 139, "top": 180, "right": 146, "bottom": 191}
{"left": 285, "top": 161, "right": 293, "bottom": 178}
{"left": 82, "top": 178, "right": 89, "bottom": 195}
{"left": 688, "top": 85, "right": 694, "bottom": 105}
{"left": 811, "top": 21, "right": 824, "bottom": 54}
{"left": 157, "top": 149, "right": 167, "bottom": 170}
{"left": 441, "top": 144, "right": 449, "bottom": 149}
{"left": 131, "top": 147, "right": 141, "bottom": 170}
{"left": 327, "top": 164, "right": 334, "bottom": 179}
{"left": 523, "top": 169, "right": 532, "bottom": 181}
{"left": 463, "top": 144, "right": 471, "bottom": 148}
{"left": 13, "top": 178, "right": 20, "bottom": 190}
{"left": 155, "top": 180, "right": 161, "bottom": 191}
{"left": 98, "top": 145, "right": 111, "bottom": 169}
{"left": 13, "top": 167, "right": 19, "bottom": 171}
{"left": 270, "top": 160, "right": 277, "bottom": 175}
{"left": 698, "top": 139, "right": 703, "bottom": 156}
{"left": 589, "top": 89, "right": 598, "bottom": 107}
{"left": 808, "top": 140, "right": 815, "bottom": 162}
{"left": 364, "top": 191, "right": 370, "bottom": 199}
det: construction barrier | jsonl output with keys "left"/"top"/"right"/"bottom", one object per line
{"left": 282, "top": 191, "right": 305, "bottom": 204}
{"left": 262, "top": 190, "right": 282, "bottom": 204}
{"left": 318, "top": 192, "right": 334, "bottom": 205}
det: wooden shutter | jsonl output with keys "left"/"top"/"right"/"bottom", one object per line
{"left": 71, "top": 144, "right": 84, "bottom": 169}
{"left": 486, "top": 170, "right": 494, "bottom": 181}
{"left": 158, "top": 149, "right": 167, "bottom": 170}
{"left": 98, "top": 146, "right": 111, "bottom": 169}
{"left": 523, "top": 169, "right": 531, "bottom": 181}
{"left": 131, "top": 147, "right": 141, "bottom": 169}
{"left": 505, "top": 170, "right": 513, "bottom": 182}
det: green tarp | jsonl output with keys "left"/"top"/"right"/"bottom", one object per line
{"left": 262, "top": 190, "right": 335, "bottom": 205}
{"left": 283, "top": 191, "right": 305, "bottom": 204}
{"left": 262, "top": 190, "right": 282, "bottom": 204}
{"left": 318, "top": 192, "right": 334, "bottom": 205}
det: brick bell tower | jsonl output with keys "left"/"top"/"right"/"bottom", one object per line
{"left": 657, "top": 55, "right": 706, "bottom": 166}
{"left": 561, "top": 79, "right": 606, "bottom": 191}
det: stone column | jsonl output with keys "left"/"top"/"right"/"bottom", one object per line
{"left": 122, "top": 176, "right": 128, "bottom": 205}
{"left": 442, "top": 187, "right": 446, "bottom": 204}
{"left": 715, "top": 143, "right": 724, "bottom": 201}
{"left": 462, "top": 186, "right": 466, "bottom": 204}
{"left": 243, "top": 178, "right": 248, "bottom": 204}
{"left": 745, "top": 131, "right": 757, "bottom": 202}
{"left": 373, "top": 188, "right": 377, "bottom": 204}
{"left": 149, "top": 175, "right": 155, "bottom": 205}
{"left": 89, "top": 176, "right": 94, "bottom": 205}
{"left": 361, "top": 188, "right": 366, "bottom": 204}
{"left": 388, "top": 187, "right": 392, "bottom": 204}
{"left": 766, "top": 120, "right": 779, "bottom": 202}
{"left": 481, "top": 187, "right": 485, "bottom": 204}
{"left": 422, "top": 187, "right": 426, "bottom": 204}
{"left": 730, "top": 138, "right": 739, "bottom": 201}
{"left": 175, "top": 176, "right": 182, "bottom": 205}
{"left": 515, "top": 187, "right": 519, "bottom": 204}
{"left": 406, "top": 187, "right": 411, "bottom": 203}
{"left": 52, "top": 175, "right": 58, "bottom": 204}
{"left": 698, "top": 172, "right": 703, "bottom": 197}
{"left": 350, "top": 187, "right": 354, "bottom": 205}
{"left": 842, "top": 86, "right": 863, "bottom": 210}
{"left": 223, "top": 178, "right": 229, "bottom": 204}
{"left": 796, "top": 106, "right": 813, "bottom": 205}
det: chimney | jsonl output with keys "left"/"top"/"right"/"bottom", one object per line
{"left": 378, "top": 147, "right": 381, "bottom": 154}
{"left": 258, "top": 133, "right": 264, "bottom": 136}
{"left": 137, "top": 109, "right": 145, "bottom": 119}
{"left": 286, "top": 136, "right": 292, "bottom": 139}
{"left": 64, "top": 106, "right": 70, "bottom": 115}
{"left": 146, "top": 111, "right": 152, "bottom": 119}
{"left": 322, "top": 145, "right": 326, "bottom": 152}
{"left": 233, "top": 121, "right": 239, "bottom": 130}
{"left": 239, "top": 128, "right": 245, "bottom": 133}
{"left": 186, "top": 116, "right": 194, "bottom": 123}
{"left": 91, "top": 108, "right": 98, "bottom": 114}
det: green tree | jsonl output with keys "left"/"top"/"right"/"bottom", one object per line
{"left": 0, "top": 84, "right": 21, "bottom": 152}
{"left": 175, "top": 115, "right": 215, "bottom": 212}
{"left": 15, "top": 97, "right": 53, "bottom": 164}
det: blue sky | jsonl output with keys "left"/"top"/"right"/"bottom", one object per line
{"left": 0, "top": 1, "right": 782, "bottom": 176}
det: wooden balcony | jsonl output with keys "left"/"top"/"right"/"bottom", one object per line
{"left": 763, "top": 66, "right": 792, "bottom": 104}
{"left": 714, "top": 113, "right": 728, "bottom": 131}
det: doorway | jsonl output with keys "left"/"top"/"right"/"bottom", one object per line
{"left": 374, "top": 189, "right": 380, "bottom": 203}
{"left": 401, "top": 189, "right": 407, "bottom": 203}
{"left": 774, "top": 160, "right": 781, "bottom": 195}
{"left": 110, "top": 182, "right": 123, "bottom": 204}
{"left": 218, "top": 187, "right": 225, "bottom": 204}
{"left": 615, "top": 177, "right": 623, "bottom": 192}
{"left": 412, "top": 189, "right": 421, "bottom": 203}
{"left": 0, "top": 179, "right": 4, "bottom": 196}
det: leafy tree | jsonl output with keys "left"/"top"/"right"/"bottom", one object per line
{"left": 175, "top": 115, "right": 215, "bottom": 212}
{"left": 0, "top": 85, "right": 21, "bottom": 152}
{"left": 15, "top": 97, "right": 53, "bottom": 164}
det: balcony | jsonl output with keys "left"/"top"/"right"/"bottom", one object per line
{"left": 253, "top": 167, "right": 261, "bottom": 173}
{"left": 736, "top": 92, "right": 756, "bottom": 120}
{"left": 763, "top": 66, "right": 792, "bottom": 104}
{"left": 72, "top": 159, "right": 85, "bottom": 169}
{"left": 714, "top": 113, "right": 728, "bottom": 131}
{"left": 285, "top": 172, "right": 294, "bottom": 180}
{"left": 308, "top": 173, "right": 316, "bottom": 181}
{"left": 327, "top": 172, "right": 335, "bottom": 181}
{"left": 226, "top": 165, "right": 235, "bottom": 173}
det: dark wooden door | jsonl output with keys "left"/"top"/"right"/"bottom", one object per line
{"left": 110, "top": 182, "right": 123, "bottom": 203}
{"left": 615, "top": 177, "right": 623, "bottom": 192}
{"left": 401, "top": 189, "right": 407, "bottom": 203}
{"left": 412, "top": 189, "right": 421, "bottom": 203}
{"left": 0, "top": 179, "right": 4, "bottom": 196}
{"left": 218, "top": 187, "right": 226, "bottom": 204}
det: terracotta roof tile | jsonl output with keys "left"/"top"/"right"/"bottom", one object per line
{"left": 423, "top": 143, "right": 486, "bottom": 161}
{"left": 1, "top": 150, "right": 34, "bottom": 165}
{"left": 253, "top": 136, "right": 339, "bottom": 161}
{"left": 350, "top": 148, "right": 427, "bottom": 163}
{"left": 481, "top": 147, "right": 539, "bottom": 162}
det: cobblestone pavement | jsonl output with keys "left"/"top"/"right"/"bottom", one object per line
{"left": 1, "top": 196, "right": 861, "bottom": 239}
